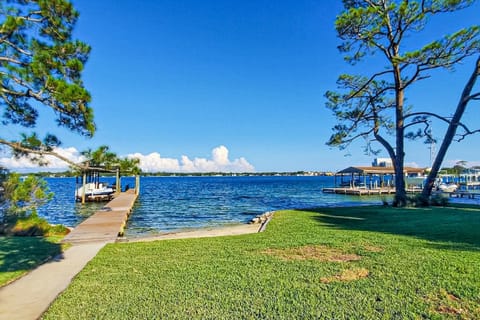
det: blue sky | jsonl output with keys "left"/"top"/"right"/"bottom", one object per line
{"left": 2, "top": 0, "right": 480, "bottom": 172}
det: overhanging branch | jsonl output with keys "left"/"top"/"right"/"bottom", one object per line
{"left": 0, "top": 138, "right": 86, "bottom": 170}
{"left": 0, "top": 139, "right": 115, "bottom": 173}
{"left": 404, "top": 111, "right": 477, "bottom": 136}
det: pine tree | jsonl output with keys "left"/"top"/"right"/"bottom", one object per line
{"left": 327, "top": 0, "right": 480, "bottom": 206}
{"left": 0, "top": 0, "right": 94, "bottom": 166}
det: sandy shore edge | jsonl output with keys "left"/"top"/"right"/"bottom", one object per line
{"left": 118, "top": 223, "right": 263, "bottom": 243}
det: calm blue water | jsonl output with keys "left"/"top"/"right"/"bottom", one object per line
{"left": 39, "top": 176, "right": 388, "bottom": 236}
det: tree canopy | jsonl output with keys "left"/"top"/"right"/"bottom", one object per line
{"left": 78, "top": 145, "right": 141, "bottom": 175}
{"left": 0, "top": 0, "right": 94, "bottom": 167}
{"left": 327, "top": 0, "right": 480, "bottom": 206}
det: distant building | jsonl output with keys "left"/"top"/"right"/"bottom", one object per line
{"left": 372, "top": 157, "right": 393, "bottom": 167}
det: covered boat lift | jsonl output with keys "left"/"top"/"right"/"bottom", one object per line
{"left": 75, "top": 165, "right": 120, "bottom": 203}
{"left": 76, "top": 165, "right": 141, "bottom": 204}
{"left": 323, "top": 166, "right": 426, "bottom": 195}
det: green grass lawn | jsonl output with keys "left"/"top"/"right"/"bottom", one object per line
{"left": 0, "top": 236, "right": 64, "bottom": 286}
{"left": 44, "top": 205, "right": 480, "bottom": 319}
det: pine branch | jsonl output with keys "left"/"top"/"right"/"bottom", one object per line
{"left": 456, "top": 128, "right": 480, "bottom": 142}
{"left": 0, "top": 138, "right": 118, "bottom": 173}
{"left": 0, "top": 39, "right": 33, "bottom": 56}
{"left": 404, "top": 111, "right": 477, "bottom": 137}
{"left": 0, "top": 138, "right": 85, "bottom": 170}
{"left": 344, "top": 70, "right": 394, "bottom": 99}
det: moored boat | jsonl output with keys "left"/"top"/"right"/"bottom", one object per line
{"left": 437, "top": 183, "right": 458, "bottom": 193}
{"left": 75, "top": 182, "right": 115, "bottom": 201}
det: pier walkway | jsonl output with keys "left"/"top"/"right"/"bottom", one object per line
{"left": 322, "top": 186, "right": 423, "bottom": 196}
{"left": 62, "top": 190, "right": 138, "bottom": 244}
{"left": 447, "top": 190, "right": 480, "bottom": 199}
{"left": 322, "top": 187, "right": 396, "bottom": 196}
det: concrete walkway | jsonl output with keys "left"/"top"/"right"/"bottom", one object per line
{"left": 0, "top": 242, "right": 106, "bottom": 320}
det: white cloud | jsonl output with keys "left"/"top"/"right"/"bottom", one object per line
{"left": 129, "top": 145, "right": 255, "bottom": 173}
{"left": 128, "top": 152, "right": 180, "bottom": 172}
{"left": 444, "top": 159, "right": 480, "bottom": 168}
{"left": 405, "top": 162, "right": 420, "bottom": 168}
{"left": 0, "top": 147, "right": 85, "bottom": 172}
{"left": 212, "top": 145, "right": 229, "bottom": 165}
{"left": 0, "top": 145, "right": 255, "bottom": 173}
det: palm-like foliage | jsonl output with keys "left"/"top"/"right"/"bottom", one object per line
{"left": 78, "top": 145, "right": 141, "bottom": 175}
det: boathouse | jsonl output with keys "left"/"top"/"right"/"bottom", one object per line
{"left": 75, "top": 165, "right": 119, "bottom": 203}
{"left": 323, "top": 166, "right": 426, "bottom": 195}
{"left": 75, "top": 165, "right": 141, "bottom": 204}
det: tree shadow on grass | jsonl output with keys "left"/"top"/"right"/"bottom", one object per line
{"left": 0, "top": 237, "right": 63, "bottom": 280}
{"left": 303, "top": 205, "right": 480, "bottom": 251}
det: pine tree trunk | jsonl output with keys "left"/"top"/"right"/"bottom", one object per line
{"left": 393, "top": 156, "right": 407, "bottom": 206}
{"left": 393, "top": 64, "right": 407, "bottom": 207}
{"left": 421, "top": 56, "right": 480, "bottom": 201}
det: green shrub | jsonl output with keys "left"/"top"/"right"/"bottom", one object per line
{"left": 407, "top": 194, "right": 428, "bottom": 207}
{"left": 430, "top": 194, "right": 450, "bottom": 206}
{"left": 6, "top": 213, "right": 69, "bottom": 237}
{"left": 0, "top": 173, "right": 62, "bottom": 236}
{"left": 2, "top": 173, "right": 53, "bottom": 221}
{"left": 405, "top": 193, "right": 449, "bottom": 207}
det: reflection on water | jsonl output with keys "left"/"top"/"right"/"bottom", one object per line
{"left": 39, "top": 176, "right": 388, "bottom": 236}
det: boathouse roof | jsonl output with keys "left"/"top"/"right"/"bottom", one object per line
{"left": 336, "top": 166, "right": 426, "bottom": 175}
{"left": 77, "top": 161, "right": 117, "bottom": 173}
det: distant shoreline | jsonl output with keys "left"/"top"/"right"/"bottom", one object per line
{"left": 20, "top": 171, "right": 336, "bottom": 178}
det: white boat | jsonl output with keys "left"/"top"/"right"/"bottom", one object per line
{"left": 437, "top": 183, "right": 458, "bottom": 193}
{"left": 75, "top": 182, "right": 115, "bottom": 201}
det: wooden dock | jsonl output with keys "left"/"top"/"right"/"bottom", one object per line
{"left": 322, "top": 187, "right": 396, "bottom": 195}
{"left": 62, "top": 190, "right": 138, "bottom": 245}
{"left": 447, "top": 191, "right": 480, "bottom": 199}
{"left": 322, "top": 187, "right": 422, "bottom": 196}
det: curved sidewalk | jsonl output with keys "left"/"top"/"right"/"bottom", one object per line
{"left": 0, "top": 219, "right": 269, "bottom": 320}
{"left": 0, "top": 242, "right": 106, "bottom": 320}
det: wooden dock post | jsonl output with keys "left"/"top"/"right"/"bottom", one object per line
{"left": 116, "top": 168, "right": 120, "bottom": 194}
{"left": 135, "top": 175, "right": 140, "bottom": 195}
{"left": 81, "top": 172, "right": 86, "bottom": 204}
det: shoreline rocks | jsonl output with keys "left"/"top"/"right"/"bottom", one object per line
{"left": 249, "top": 211, "right": 274, "bottom": 224}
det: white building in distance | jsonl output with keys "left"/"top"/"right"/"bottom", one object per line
{"left": 372, "top": 157, "right": 393, "bottom": 167}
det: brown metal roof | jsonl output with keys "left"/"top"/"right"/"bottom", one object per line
{"left": 336, "top": 166, "right": 426, "bottom": 175}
